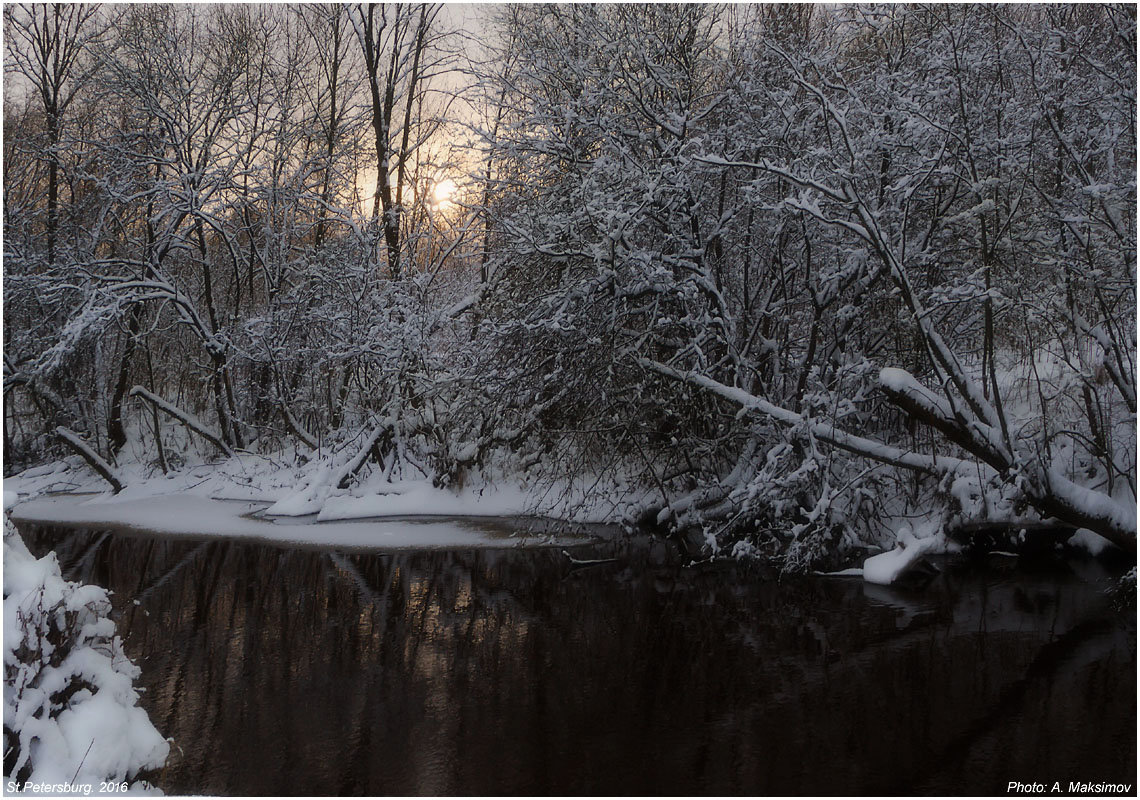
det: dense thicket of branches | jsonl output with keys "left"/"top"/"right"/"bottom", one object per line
{"left": 4, "top": 2, "right": 471, "bottom": 469}
{"left": 4, "top": 4, "right": 1135, "bottom": 567}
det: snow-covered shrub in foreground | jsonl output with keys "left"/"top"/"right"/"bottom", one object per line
{"left": 3, "top": 517, "right": 168, "bottom": 792}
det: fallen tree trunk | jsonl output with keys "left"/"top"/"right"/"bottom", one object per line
{"left": 877, "top": 369, "right": 1135, "bottom": 555}
{"left": 54, "top": 427, "right": 124, "bottom": 493}
{"left": 641, "top": 359, "right": 1136, "bottom": 556}
{"left": 879, "top": 370, "right": 1011, "bottom": 472}
{"left": 639, "top": 358, "right": 968, "bottom": 475}
{"left": 1028, "top": 466, "right": 1136, "bottom": 555}
{"left": 129, "top": 386, "right": 234, "bottom": 458}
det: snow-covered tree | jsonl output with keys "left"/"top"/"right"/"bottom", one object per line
{"left": 4, "top": 4, "right": 1133, "bottom": 568}
{"left": 473, "top": 3, "right": 1135, "bottom": 564}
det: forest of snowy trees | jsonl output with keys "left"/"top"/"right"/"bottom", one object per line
{"left": 4, "top": 3, "right": 1136, "bottom": 569}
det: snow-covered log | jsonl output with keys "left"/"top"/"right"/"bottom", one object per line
{"left": 129, "top": 386, "right": 234, "bottom": 458}
{"left": 1028, "top": 466, "right": 1136, "bottom": 555}
{"left": 53, "top": 427, "right": 124, "bottom": 494}
{"left": 878, "top": 368, "right": 1011, "bottom": 472}
{"left": 863, "top": 536, "right": 941, "bottom": 586}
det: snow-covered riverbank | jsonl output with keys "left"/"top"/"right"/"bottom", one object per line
{"left": 6, "top": 445, "right": 1122, "bottom": 576}
{"left": 2, "top": 430, "right": 665, "bottom": 550}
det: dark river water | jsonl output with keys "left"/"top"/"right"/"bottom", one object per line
{"left": 16, "top": 522, "right": 1136, "bottom": 796}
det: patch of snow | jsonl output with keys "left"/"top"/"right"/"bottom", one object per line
{"left": 730, "top": 539, "right": 761, "bottom": 559}
{"left": 452, "top": 443, "right": 479, "bottom": 463}
{"left": 877, "top": 367, "right": 921, "bottom": 393}
{"left": 1045, "top": 467, "right": 1135, "bottom": 542}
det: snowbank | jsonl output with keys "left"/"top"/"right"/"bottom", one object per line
{"left": 312, "top": 481, "right": 535, "bottom": 521}
{"left": 3, "top": 517, "right": 168, "bottom": 792}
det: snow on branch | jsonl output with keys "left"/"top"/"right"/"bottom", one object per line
{"left": 639, "top": 358, "right": 967, "bottom": 476}
{"left": 53, "top": 427, "right": 124, "bottom": 494}
{"left": 1072, "top": 312, "right": 1136, "bottom": 414}
{"left": 1029, "top": 465, "right": 1136, "bottom": 554}
{"left": 279, "top": 404, "right": 318, "bottom": 451}
{"left": 878, "top": 367, "right": 1136, "bottom": 551}
{"left": 129, "top": 386, "right": 234, "bottom": 458}
{"left": 878, "top": 367, "right": 1011, "bottom": 472}
{"left": 335, "top": 422, "right": 392, "bottom": 490}
{"left": 702, "top": 108, "right": 1015, "bottom": 456}
{"left": 4, "top": 519, "right": 169, "bottom": 787}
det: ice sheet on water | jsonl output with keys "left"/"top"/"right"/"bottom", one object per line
{"left": 9, "top": 494, "right": 591, "bottom": 551}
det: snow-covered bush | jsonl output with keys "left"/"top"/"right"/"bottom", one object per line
{"left": 3, "top": 517, "right": 168, "bottom": 791}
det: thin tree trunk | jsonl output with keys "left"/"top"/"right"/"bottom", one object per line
{"left": 108, "top": 304, "right": 144, "bottom": 453}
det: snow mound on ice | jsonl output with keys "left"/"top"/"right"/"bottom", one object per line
{"left": 1068, "top": 528, "right": 1115, "bottom": 556}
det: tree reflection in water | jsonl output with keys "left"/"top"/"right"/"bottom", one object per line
{"left": 20, "top": 525, "right": 1136, "bottom": 796}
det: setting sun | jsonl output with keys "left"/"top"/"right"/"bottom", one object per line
{"left": 432, "top": 178, "right": 458, "bottom": 207}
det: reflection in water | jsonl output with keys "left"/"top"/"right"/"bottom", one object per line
{"left": 19, "top": 525, "right": 1136, "bottom": 796}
